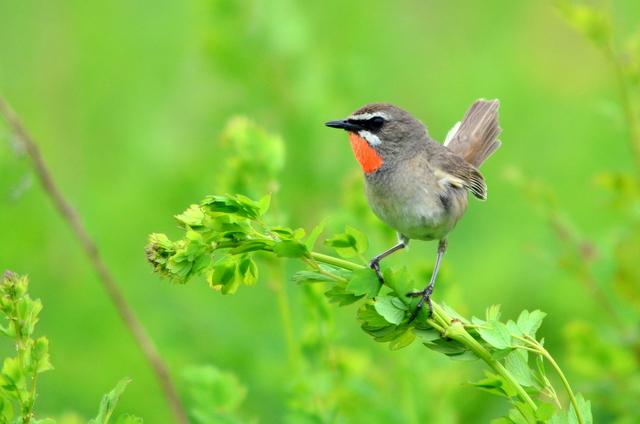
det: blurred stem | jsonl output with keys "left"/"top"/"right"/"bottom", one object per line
{"left": 267, "top": 259, "right": 302, "bottom": 373}
{"left": 0, "top": 94, "right": 189, "bottom": 424}
{"left": 600, "top": 1, "right": 640, "bottom": 174}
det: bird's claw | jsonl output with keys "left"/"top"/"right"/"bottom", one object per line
{"left": 369, "top": 259, "right": 384, "bottom": 282}
{"left": 406, "top": 285, "right": 434, "bottom": 322}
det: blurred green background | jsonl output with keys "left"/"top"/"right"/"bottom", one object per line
{"left": 1, "top": 1, "right": 639, "bottom": 423}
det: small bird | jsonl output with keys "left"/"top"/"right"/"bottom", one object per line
{"left": 325, "top": 100, "right": 501, "bottom": 320}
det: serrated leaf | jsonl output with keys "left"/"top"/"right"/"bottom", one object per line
{"left": 358, "top": 303, "right": 393, "bottom": 328}
{"left": 388, "top": 327, "right": 416, "bottom": 350}
{"left": 504, "top": 351, "right": 533, "bottom": 387}
{"left": 324, "top": 283, "right": 363, "bottom": 306}
{"left": 383, "top": 267, "right": 415, "bottom": 307}
{"left": 491, "top": 347, "right": 515, "bottom": 361}
{"left": 569, "top": 393, "right": 593, "bottom": 424}
{"left": 517, "top": 310, "right": 546, "bottom": 338}
{"left": 441, "top": 302, "right": 471, "bottom": 324}
{"left": 346, "top": 268, "right": 381, "bottom": 298}
{"left": 374, "top": 297, "right": 405, "bottom": 325}
{"left": 509, "top": 401, "right": 537, "bottom": 424}
{"left": 478, "top": 321, "right": 512, "bottom": 349}
{"left": 273, "top": 240, "right": 308, "bottom": 258}
{"left": 536, "top": 402, "right": 556, "bottom": 421}
{"left": 549, "top": 409, "right": 569, "bottom": 424}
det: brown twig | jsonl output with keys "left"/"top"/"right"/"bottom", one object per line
{"left": 0, "top": 95, "right": 189, "bottom": 424}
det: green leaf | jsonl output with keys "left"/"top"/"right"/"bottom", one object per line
{"left": 535, "top": 402, "right": 556, "bottom": 421}
{"left": 412, "top": 327, "right": 442, "bottom": 342}
{"left": 467, "top": 375, "right": 511, "bottom": 398}
{"left": 2, "top": 357, "right": 25, "bottom": 390}
{"left": 229, "top": 240, "right": 274, "bottom": 254}
{"left": 374, "top": 297, "right": 405, "bottom": 325}
{"left": 210, "top": 257, "right": 242, "bottom": 294}
{"left": 424, "top": 338, "right": 468, "bottom": 356}
{"left": 0, "top": 393, "right": 13, "bottom": 421}
{"left": 258, "top": 194, "right": 271, "bottom": 215}
{"left": 517, "top": 310, "right": 546, "bottom": 338}
{"left": 486, "top": 304, "right": 502, "bottom": 321}
{"left": 304, "top": 218, "right": 327, "bottom": 250}
{"left": 345, "top": 226, "right": 369, "bottom": 253}
{"left": 478, "top": 321, "right": 512, "bottom": 349}
{"left": 549, "top": 409, "right": 569, "bottom": 424}
{"left": 175, "top": 204, "right": 205, "bottom": 228}
{"left": 509, "top": 401, "right": 537, "bottom": 424}
{"left": 491, "top": 347, "right": 515, "bottom": 361}
{"left": 504, "top": 351, "right": 533, "bottom": 387}
{"left": 291, "top": 271, "right": 336, "bottom": 285}
{"left": 238, "top": 256, "right": 258, "bottom": 286}
{"left": 114, "top": 414, "right": 144, "bottom": 424}
{"left": 324, "top": 283, "right": 364, "bottom": 306}
{"left": 273, "top": 240, "right": 308, "bottom": 258}
{"left": 324, "top": 233, "right": 359, "bottom": 258}
{"left": 33, "top": 336, "right": 53, "bottom": 373}
{"left": 388, "top": 327, "right": 416, "bottom": 350}
{"left": 383, "top": 267, "right": 415, "bottom": 306}
{"left": 346, "top": 268, "right": 381, "bottom": 298}
{"left": 93, "top": 378, "right": 132, "bottom": 424}
{"left": 569, "top": 393, "right": 593, "bottom": 424}
{"left": 358, "top": 303, "right": 394, "bottom": 328}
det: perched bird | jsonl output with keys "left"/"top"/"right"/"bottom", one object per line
{"left": 325, "top": 100, "right": 502, "bottom": 320}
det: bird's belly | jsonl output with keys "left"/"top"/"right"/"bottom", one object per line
{"left": 365, "top": 180, "right": 467, "bottom": 241}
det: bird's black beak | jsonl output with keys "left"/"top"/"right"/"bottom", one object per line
{"left": 325, "top": 119, "right": 363, "bottom": 132}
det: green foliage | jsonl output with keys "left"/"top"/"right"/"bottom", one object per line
{"left": 0, "top": 272, "right": 139, "bottom": 424}
{"left": 182, "top": 365, "right": 254, "bottom": 424}
{"left": 147, "top": 195, "right": 593, "bottom": 423}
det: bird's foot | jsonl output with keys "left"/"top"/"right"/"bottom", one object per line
{"left": 369, "top": 258, "right": 384, "bottom": 282}
{"left": 406, "top": 285, "right": 434, "bottom": 322}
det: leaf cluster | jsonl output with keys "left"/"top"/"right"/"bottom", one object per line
{"left": 147, "top": 194, "right": 593, "bottom": 423}
{"left": 0, "top": 272, "right": 140, "bottom": 424}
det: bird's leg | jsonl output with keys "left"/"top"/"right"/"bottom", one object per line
{"left": 407, "top": 239, "right": 448, "bottom": 321}
{"left": 369, "top": 240, "right": 407, "bottom": 282}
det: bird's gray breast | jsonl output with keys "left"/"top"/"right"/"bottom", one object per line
{"left": 364, "top": 163, "right": 468, "bottom": 241}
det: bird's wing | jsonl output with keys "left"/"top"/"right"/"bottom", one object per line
{"left": 433, "top": 154, "right": 487, "bottom": 201}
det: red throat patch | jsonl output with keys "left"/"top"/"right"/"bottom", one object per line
{"left": 349, "top": 132, "right": 383, "bottom": 173}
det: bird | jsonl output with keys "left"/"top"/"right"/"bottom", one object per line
{"left": 325, "top": 100, "right": 501, "bottom": 321}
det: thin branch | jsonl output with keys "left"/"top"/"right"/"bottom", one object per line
{"left": 0, "top": 95, "right": 189, "bottom": 424}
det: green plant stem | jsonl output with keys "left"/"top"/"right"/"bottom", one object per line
{"left": 449, "top": 328, "right": 538, "bottom": 411}
{"left": 310, "top": 252, "right": 365, "bottom": 271}
{"left": 0, "top": 94, "right": 189, "bottom": 424}
{"left": 522, "top": 335, "right": 584, "bottom": 424}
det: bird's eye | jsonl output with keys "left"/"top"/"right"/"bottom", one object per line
{"left": 368, "top": 116, "right": 385, "bottom": 131}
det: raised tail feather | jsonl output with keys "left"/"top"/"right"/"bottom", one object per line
{"left": 444, "top": 99, "right": 502, "bottom": 168}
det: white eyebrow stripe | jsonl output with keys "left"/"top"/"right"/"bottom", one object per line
{"left": 359, "top": 130, "right": 381, "bottom": 146}
{"left": 349, "top": 112, "right": 391, "bottom": 121}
